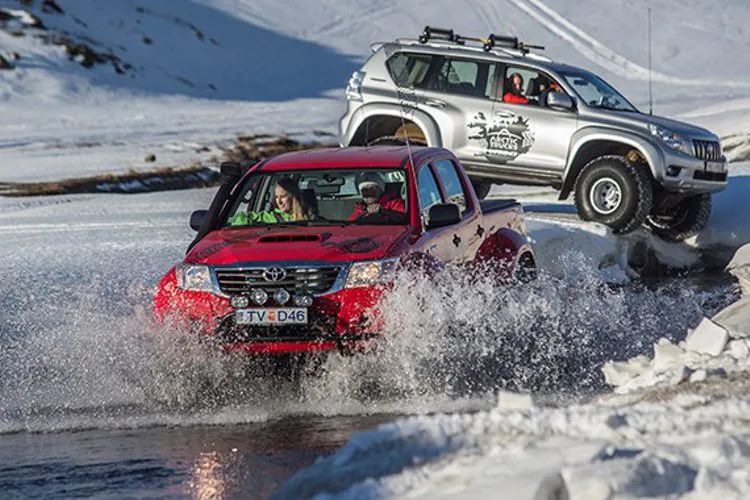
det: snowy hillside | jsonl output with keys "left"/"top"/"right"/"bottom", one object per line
{"left": 1, "top": 0, "right": 749, "bottom": 183}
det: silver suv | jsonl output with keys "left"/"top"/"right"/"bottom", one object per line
{"left": 338, "top": 27, "right": 728, "bottom": 240}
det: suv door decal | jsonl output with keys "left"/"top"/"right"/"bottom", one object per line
{"left": 467, "top": 111, "right": 535, "bottom": 163}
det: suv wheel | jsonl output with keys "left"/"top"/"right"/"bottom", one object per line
{"left": 471, "top": 179, "right": 493, "bottom": 200}
{"left": 646, "top": 193, "right": 711, "bottom": 241}
{"left": 574, "top": 155, "right": 653, "bottom": 233}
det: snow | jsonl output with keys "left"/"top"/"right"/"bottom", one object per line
{"left": 1, "top": 0, "right": 750, "bottom": 497}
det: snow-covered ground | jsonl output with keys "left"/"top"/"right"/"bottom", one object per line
{"left": 2, "top": 0, "right": 750, "bottom": 497}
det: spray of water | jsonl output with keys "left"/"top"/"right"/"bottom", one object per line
{"left": 0, "top": 255, "right": 736, "bottom": 433}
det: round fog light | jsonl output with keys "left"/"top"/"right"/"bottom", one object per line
{"left": 294, "top": 295, "right": 313, "bottom": 307}
{"left": 250, "top": 289, "right": 268, "bottom": 305}
{"left": 230, "top": 296, "right": 249, "bottom": 308}
{"left": 274, "top": 289, "right": 291, "bottom": 305}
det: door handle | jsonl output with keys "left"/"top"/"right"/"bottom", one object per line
{"left": 425, "top": 98, "right": 446, "bottom": 108}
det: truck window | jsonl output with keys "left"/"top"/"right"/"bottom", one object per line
{"left": 433, "top": 159, "right": 468, "bottom": 214}
{"left": 386, "top": 52, "right": 435, "bottom": 88}
{"left": 417, "top": 165, "right": 443, "bottom": 220}
{"left": 429, "top": 58, "right": 496, "bottom": 98}
{"left": 501, "top": 66, "right": 565, "bottom": 107}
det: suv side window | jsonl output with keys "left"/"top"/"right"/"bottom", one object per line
{"left": 501, "top": 65, "right": 567, "bottom": 107}
{"left": 429, "top": 58, "right": 497, "bottom": 98}
{"left": 417, "top": 165, "right": 443, "bottom": 220}
{"left": 433, "top": 159, "right": 469, "bottom": 215}
{"left": 386, "top": 52, "right": 435, "bottom": 88}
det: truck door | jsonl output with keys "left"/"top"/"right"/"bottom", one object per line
{"left": 420, "top": 57, "right": 500, "bottom": 168}
{"left": 490, "top": 65, "right": 578, "bottom": 178}
{"left": 431, "top": 157, "right": 483, "bottom": 263}
{"left": 412, "top": 162, "right": 461, "bottom": 263}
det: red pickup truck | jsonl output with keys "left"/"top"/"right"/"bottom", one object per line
{"left": 153, "top": 146, "right": 535, "bottom": 356}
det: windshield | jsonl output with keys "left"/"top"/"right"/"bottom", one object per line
{"left": 559, "top": 70, "right": 638, "bottom": 112}
{"left": 224, "top": 168, "right": 409, "bottom": 227}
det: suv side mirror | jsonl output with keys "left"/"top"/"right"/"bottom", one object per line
{"left": 547, "top": 92, "right": 575, "bottom": 111}
{"left": 190, "top": 210, "right": 208, "bottom": 231}
{"left": 426, "top": 203, "right": 461, "bottom": 230}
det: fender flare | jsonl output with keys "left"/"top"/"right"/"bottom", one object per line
{"left": 560, "top": 127, "right": 666, "bottom": 198}
{"left": 475, "top": 227, "right": 536, "bottom": 279}
{"left": 342, "top": 103, "right": 442, "bottom": 147}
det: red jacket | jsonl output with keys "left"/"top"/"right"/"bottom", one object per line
{"left": 348, "top": 192, "right": 406, "bottom": 221}
{"left": 503, "top": 92, "right": 528, "bottom": 104}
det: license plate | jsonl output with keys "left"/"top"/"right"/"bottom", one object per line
{"left": 705, "top": 161, "right": 726, "bottom": 173}
{"left": 235, "top": 308, "right": 308, "bottom": 325}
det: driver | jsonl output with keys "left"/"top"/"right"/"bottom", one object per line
{"left": 348, "top": 172, "right": 406, "bottom": 221}
{"left": 228, "top": 177, "right": 308, "bottom": 226}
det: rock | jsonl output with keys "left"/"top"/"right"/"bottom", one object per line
{"left": 42, "top": 0, "right": 64, "bottom": 14}
{"left": 144, "top": 154, "right": 156, "bottom": 162}
{"left": 0, "top": 54, "right": 13, "bottom": 70}
{"left": 142, "top": 36, "right": 154, "bottom": 45}
{"left": 685, "top": 318, "right": 729, "bottom": 356}
{"left": 728, "top": 339, "right": 750, "bottom": 360}
{"left": 653, "top": 340, "right": 684, "bottom": 370}
{"left": 689, "top": 369, "right": 707, "bottom": 383}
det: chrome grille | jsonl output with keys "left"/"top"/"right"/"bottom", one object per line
{"left": 693, "top": 140, "right": 722, "bottom": 161}
{"left": 215, "top": 267, "right": 342, "bottom": 295}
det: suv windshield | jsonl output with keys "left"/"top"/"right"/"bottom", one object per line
{"left": 224, "top": 168, "right": 409, "bottom": 227}
{"left": 559, "top": 70, "right": 638, "bottom": 112}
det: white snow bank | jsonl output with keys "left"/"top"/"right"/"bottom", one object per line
{"left": 274, "top": 243, "right": 750, "bottom": 499}
{"left": 602, "top": 243, "right": 750, "bottom": 394}
{"left": 273, "top": 394, "right": 750, "bottom": 500}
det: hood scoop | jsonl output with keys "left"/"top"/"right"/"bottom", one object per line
{"left": 258, "top": 234, "right": 322, "bottom": 243}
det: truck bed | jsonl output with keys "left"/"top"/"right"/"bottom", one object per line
{"left": 479, "top": 198, "right": 520, "bottom": 214}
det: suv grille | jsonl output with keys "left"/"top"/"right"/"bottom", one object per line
{"left": 215, "top": 267, "right": 342, "bottom": 295}
{"left": 693, "top": 140, "right": 722, "bottom": 161}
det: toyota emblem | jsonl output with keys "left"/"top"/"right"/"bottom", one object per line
{"left": 263, "top": 267, "right": 287, "bottom": 282}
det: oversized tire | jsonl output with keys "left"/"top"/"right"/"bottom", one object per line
{"left": 471, "top": 179, "right": 493, "bottom": 200}
{"left": 646, "top": 193, "right": 712, "bottom": 241}
{"left": 573, "top": 155, "right": 653, "bottom": 234}
{"left": 514, "top": 252, "right": 537, "bottom": 284}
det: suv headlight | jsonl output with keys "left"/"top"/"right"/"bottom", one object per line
{"left": 648, "top": 124, "right": 693, "bottom": 156}
{"left": 345, "top": 258, "right": 399, "bottom": 288}
{"left": 176, "top": 264, "right": 214, "bottom": 292}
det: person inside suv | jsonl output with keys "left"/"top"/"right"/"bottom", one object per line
{"left": 348, "top": 172, "right": 406, "bottom": 220}
{"left": 503, "top": 72, "right": 528, "bottom": 104}
{"left": 229, "top": 177, "right": 308, "bottom": 226}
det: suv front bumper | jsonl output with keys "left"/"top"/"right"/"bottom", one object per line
{"left": 660, "top": 152, "right": 728, "bottom": 194}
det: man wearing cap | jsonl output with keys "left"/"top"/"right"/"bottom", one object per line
{"left": 348, "top": 171, "right": 406, "bottom": 221}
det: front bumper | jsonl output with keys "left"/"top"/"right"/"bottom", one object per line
{"left": 660, "top": 150, "right": 728, "bottom": 194}
{"left": 153, "top": 267, "right": 385, "bottom": 355}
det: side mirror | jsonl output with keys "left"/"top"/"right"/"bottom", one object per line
{"left": 190, "top": 210, "right": 208, "bottom": 231}
{"left": 220, "top": 162, "right": 242, "bottom": 183}
{"left": 425, "top": 203, "right": 461, "bottom": 230}
{"left": 547, "top": 92, "right": 575, "bottom": 112}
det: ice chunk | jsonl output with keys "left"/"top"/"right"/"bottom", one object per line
{"left": 690, "top": 369, "right": 708, "bottom": 383}
{"left": 685, "top": 318, "right": 729, "bottom": 356}
{"left": 653, "top": 340, "right": 684, "bottom": 369}
{"left": 602, "top": 356, "right": 650, "bottom": 387}
{"left": 496, "top": 391, "right": 534, "bottom": 410}
{"left": 728, "top": 339, "right": 750, "bottom": 360}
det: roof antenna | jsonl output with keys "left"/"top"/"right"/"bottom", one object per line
{"left": 648, "top": 6, "right": 653, "bottom": 116}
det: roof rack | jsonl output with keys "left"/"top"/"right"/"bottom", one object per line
{"left": 417, "top": 26, "right": 545, "bottom": 55}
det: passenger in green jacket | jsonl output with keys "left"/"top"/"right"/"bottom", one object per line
{"left": 228, "top": 177, "right": 308, "bottom": 226}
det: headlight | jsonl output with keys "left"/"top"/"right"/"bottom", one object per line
{"left": 648, "top": 124, "right": 693, "bottom": 156}
{"left": 345, "top": 258, "right": 399, "bottom": 288}
{"left": 175, "top": 264, "right": 214, "bottom": 292}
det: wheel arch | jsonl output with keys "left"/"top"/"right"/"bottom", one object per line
{"left": 343, "top": 104, "right": 440, "bottom": 147}
{"left": 560, "top": 129, "right": 664, "bottom": 200}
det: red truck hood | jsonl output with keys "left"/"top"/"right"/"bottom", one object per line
{"left": 185, "top": 225, "right": 409, "bottom": 265}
